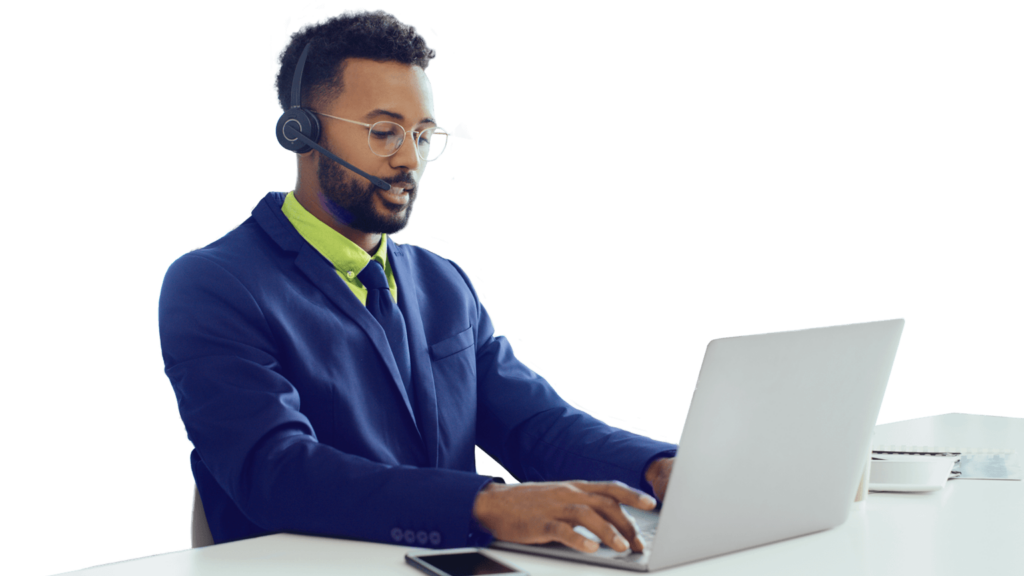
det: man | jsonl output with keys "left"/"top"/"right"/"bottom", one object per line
{"left": 159, "top": 11, "right": 676, "bottom": 554}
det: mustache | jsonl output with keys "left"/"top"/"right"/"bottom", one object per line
{"left": 380, "top": 179, "right": 415, "bottom": 190}
{"left": 379, "top": 173, "right": 416, "bottom": 188}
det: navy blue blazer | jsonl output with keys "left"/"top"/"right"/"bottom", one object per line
{"left": 158, "top": 192, "right": 676, "bottom": 547}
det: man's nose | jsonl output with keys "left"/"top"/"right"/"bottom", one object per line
{"left": 390, "top": 132, "right": 421, "bottom": 171}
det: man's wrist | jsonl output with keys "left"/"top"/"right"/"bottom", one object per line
{"left": 645, "top": 458, "right": 669, "bottom": 487}
{"left": 471, "top": 481, "right": 506, "bottom": 529}
{"left": 468, "top": 510, "right": 491, "bottom": 537}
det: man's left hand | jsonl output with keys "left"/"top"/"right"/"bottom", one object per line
{"left": 644, "top": 457, "right": 674, "bottom": 502}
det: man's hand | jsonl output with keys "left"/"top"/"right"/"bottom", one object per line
{"left": 472, "top": 481, "right": 657, "bottom": 553}
{"left": 644, "top": 457, "right": 674, "bottom": 502}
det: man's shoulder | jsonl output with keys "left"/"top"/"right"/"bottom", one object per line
{"left": 159, "top": 222, "right": 274, "bottom": 315}
{"left": 172, "top": 217, "right": 274, "bottom": 274}
{"left": 167, "top": 193, "right": 293, "bottom": 275}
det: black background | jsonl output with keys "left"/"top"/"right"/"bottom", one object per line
{"left": 41, "top": 4, "right": 1015, "bottom": 573}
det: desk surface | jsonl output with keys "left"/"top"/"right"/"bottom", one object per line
{"left": 63, "top": 414, "right": 1023, "bottom": 575}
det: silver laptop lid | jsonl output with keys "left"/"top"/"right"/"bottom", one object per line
{"left": 648, "top": 319, "right": 903, "bottom": 570}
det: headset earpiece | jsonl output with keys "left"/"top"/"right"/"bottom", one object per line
{"left": 276, "top": 42, "right": 320, "bottom": 153}
{"left": 276, "top": 108, "right": 321, "bottom": 153}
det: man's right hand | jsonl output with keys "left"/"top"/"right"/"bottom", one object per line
{"left": 471, "top": 481, "right": 657, "bottom": 554}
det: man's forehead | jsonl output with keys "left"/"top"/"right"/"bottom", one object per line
{"left": 360, "top": 108, "right": 436, "bottom": 126}
{"left": 329, "top": 58, "right": 434, "bottom": 122}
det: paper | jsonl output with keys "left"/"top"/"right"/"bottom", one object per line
{"left": 954, "top": 452, "right": 1022, "bottom": 480}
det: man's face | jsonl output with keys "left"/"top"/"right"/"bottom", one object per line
{"left": 314, "top": 59, "right": 435, "bottom": 234}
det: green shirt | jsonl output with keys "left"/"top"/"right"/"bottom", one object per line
{"left": 281, "top": 191, "right": 398, "bottom": 306}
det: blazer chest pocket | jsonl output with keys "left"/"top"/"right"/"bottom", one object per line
{"left": 428, "top": 326, "right": 474, "bottom": 360}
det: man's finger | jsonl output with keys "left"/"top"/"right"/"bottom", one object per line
{"left": 547, "top": 520, "right": 601, "bottom": 553}
{"left": 572, "top": 480, "right": 658, "bottom": 510}
{"left": 568, "top": 482, "right": 652, "bottom": 552}
{"left": 598, "top": 477, "right": 655, "bottom": 508}
{"left": 569, "top": 502, "right": 630, "bottom": 553}
{"left": 561, "top": 494, "right": 638, "bottom": 553}
{"left": 589, "top": 481, "right": 651, "bottom": 549}
{"left": 624, "top": 511, "right": 645, "bottom": 552}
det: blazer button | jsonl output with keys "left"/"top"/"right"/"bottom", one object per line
{"left": 416, "top": 531, "right": 429, "bottom": 545}
{"left": 391, "top": 527, "right": 404, "bottom": 543}
{"left": 429, "top": 531, "right": 441, "bottom": 546}
{"left": 404, "top": 529, "right": 417, "bottom": 544}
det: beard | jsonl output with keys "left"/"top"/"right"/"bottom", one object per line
{"left": 316, "top": 151, "right": 415, "bottom": 234}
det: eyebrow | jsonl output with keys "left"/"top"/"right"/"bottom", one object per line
{"left": 364, "top": 108, "right": 436, "bottom": 126}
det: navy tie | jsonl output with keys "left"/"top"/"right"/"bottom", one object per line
{"left": 359, "top": 260, "right": 414, "bottom": 408}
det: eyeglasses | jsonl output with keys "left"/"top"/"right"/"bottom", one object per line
{"left": 313, "top": 112, "right": 448, "bottom": 162}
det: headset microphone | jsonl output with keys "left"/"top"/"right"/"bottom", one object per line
{"left": 276, "top": 43, "right": 391, "bottom": 192}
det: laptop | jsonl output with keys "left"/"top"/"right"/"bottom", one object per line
{"left": 491, "top": 319, "right": 904, "bottom": 571}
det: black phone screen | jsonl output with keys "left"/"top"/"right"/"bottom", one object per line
{"left": 409, "top": 551, "right": 519, "bottom": 575}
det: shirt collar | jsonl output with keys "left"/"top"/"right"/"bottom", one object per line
{"left": 281, "top": 191, "right": 388, "bottom": 278}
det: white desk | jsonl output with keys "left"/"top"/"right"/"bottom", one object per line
{"left": 63, "top": 414, "right": 1023, "bottom": 575}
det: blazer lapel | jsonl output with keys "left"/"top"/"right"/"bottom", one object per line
{"left": 252, "top": 194, "right": 422, "bottom": 437}
{"left": 389, "top": 239, "right": 440, "bottom": 468}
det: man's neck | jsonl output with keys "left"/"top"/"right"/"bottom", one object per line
{"left": 296, "top": 186, "right": 385, "bottom": 253}
{"left": 368, "top": 236, "right": 385, "bottom": 256}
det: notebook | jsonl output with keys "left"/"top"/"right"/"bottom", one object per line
{"left": 492, "top": 319, "right": 904, "bottom": 571}
{"left": 871, "top": 446, "right": 1023, "bottom": 483}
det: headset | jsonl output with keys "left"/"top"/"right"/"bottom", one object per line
{"left": 275, "top": 43, "right": 391, "bottom": 191}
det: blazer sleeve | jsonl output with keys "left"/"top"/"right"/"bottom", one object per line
{"left": 159, "top": 253, "right": 493, "bottom": 547}
{"left": 447, "top": 262, "right": 679, "bottom": 493}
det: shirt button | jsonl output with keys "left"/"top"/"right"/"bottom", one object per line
{"left": 416, "top": 531, "right": 429, "bottom": 545}
{"left": 404, "top": 529, "right": 417, "bottom": 544}
{"left": 429, "top": 531, "right": 441, "bottom": 546}
{"left": 391, "top": 527, "right": 404, "bottom": 542}
{"left": 346, "top": 271, "right": 354, "bottom": 278}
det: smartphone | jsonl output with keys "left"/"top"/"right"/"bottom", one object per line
{"left": 405, "top": 548, "right": 529, "bottom": 576}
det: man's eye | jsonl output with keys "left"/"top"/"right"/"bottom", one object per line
{"left": 371, "top": 130, "right": 397, "bottom": 139}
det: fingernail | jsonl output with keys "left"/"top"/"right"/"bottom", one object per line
{"left": 640, "top": 494, "right": 657, "bottom": 507}
{"left": 585, "top": 539, "right": 600, "bottom": 552}
{"left": 614, "top": 535, "right": 629, "bottom": 551}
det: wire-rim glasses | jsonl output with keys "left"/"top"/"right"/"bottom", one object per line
{"left": 314, "top": 112, "right": 448, "bottom": 162}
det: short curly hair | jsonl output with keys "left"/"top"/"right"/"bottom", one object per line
{"left": 275, "top": 10, "right": 435, "bottom": 112}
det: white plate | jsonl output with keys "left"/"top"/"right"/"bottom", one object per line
{"left": 869, "top": 458, "right": 956, "bottom": 492}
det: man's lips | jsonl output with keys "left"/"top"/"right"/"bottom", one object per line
{"left": 380, "top": 184, "right": 411, "bottom": 204}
